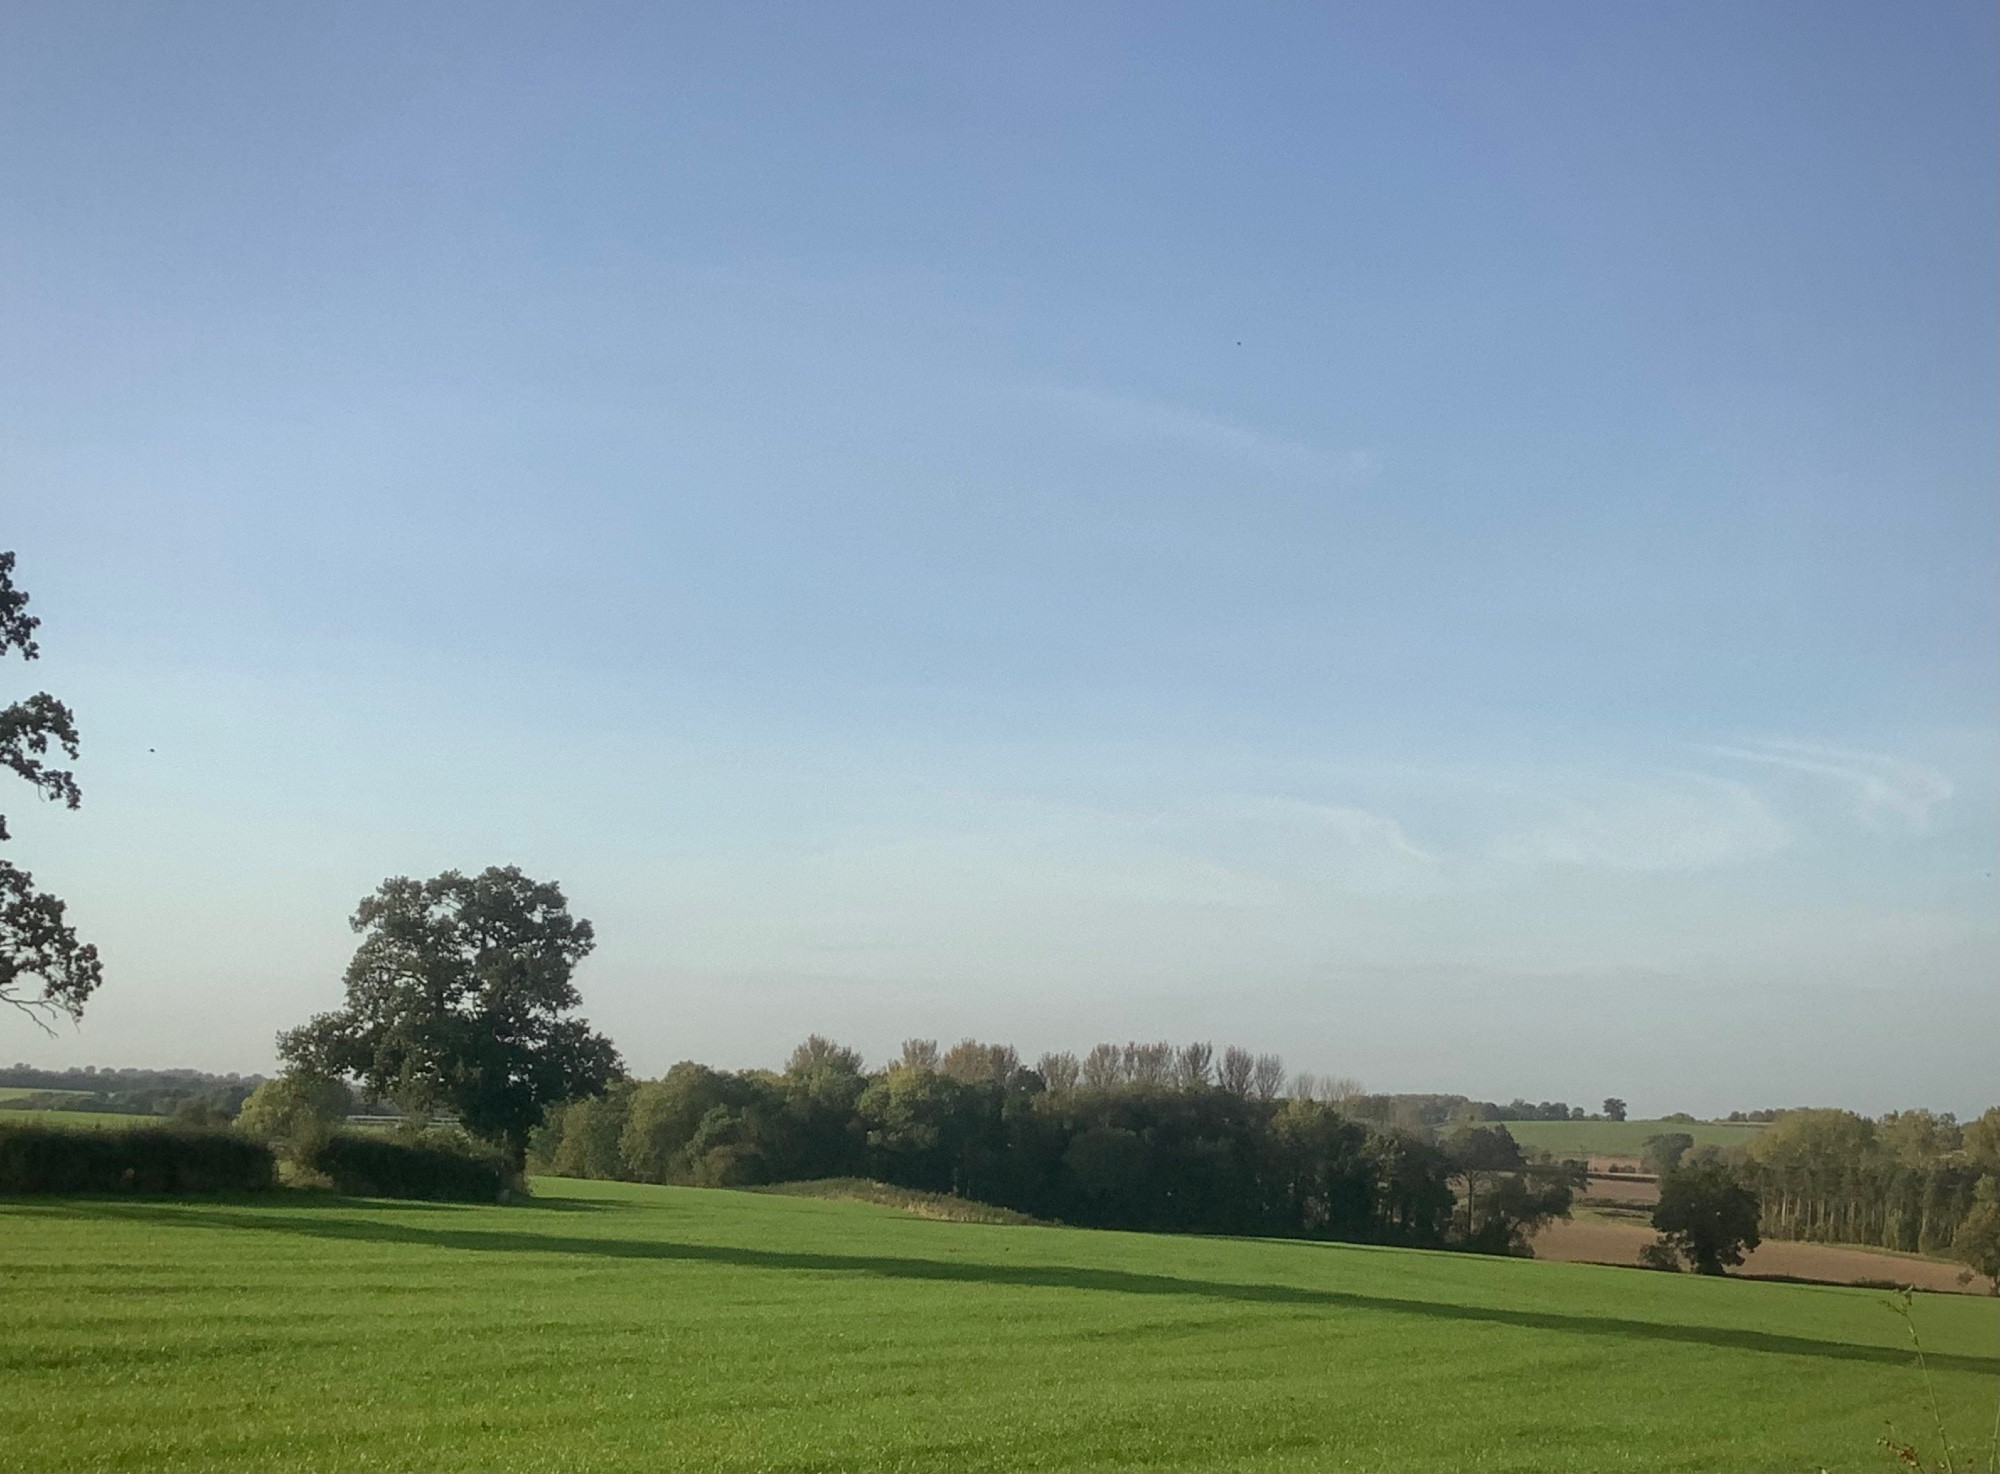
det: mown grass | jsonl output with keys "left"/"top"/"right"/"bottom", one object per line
{"left": 1499, "top": 1117, "right": 1767, "bottom": 1158}
{"left": 2, "top": 1177, "right": 1994, "bottom": 1472}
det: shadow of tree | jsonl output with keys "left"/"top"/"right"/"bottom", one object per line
{"left": 21, "top": 1199, "right": 1990, "bottom": 1375}
{"left": 0, "top": 1190, "right": 610, "bottom": 1214}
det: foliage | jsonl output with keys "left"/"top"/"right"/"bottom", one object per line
{"left": 1642, "top": 1131, "right": 1695, "bottom": 1174}
{"left": 1948, "top": 1175, "right": 1998, "bottom": 1285}
{"left": 1742, "top": 1106, "right": 1993, "bottom": 1259}
{"left": 302, "top": 1131, "right": 511, "bottom": 1202}
{"left": 1653, "top": 1161, "right": 1763, "bottom": 1274}
{"left": 279, "top": 866, "right": 623, "bottom": 1168}
{"left": 0, "top": 554, "right": 101, "bottom": 1024}
{"left": 534, "top": 1036, "right": 1513, "bottom": 1250}
{"left": 1441, "top": 1124, "right": 1583, "bottom": 1254}
{"left": 0, "top": 1122, "right": 274, "bottom": 1194}
{"left": 1602, "top": 1097, "right": 1627, "bottom": 1121}
{"left": 234, "top": 1071, "right": 355, "bottom": 1159}
{"left": 1468, "top": 1098, "right": 1585, "bottom": 1122}
{"left": 5, "top": 1178, "right": 1997, "bottom": 1471}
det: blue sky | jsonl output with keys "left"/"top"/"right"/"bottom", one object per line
{"left": 2, "top": 3, "right": 1993, "bottom": 1113}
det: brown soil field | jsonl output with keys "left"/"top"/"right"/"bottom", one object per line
{"left": 1583, "top": 1172, "right": 1659, "bottom": 1204}
{"left": 1530, "top": 1211, "right": 1994, "bottom": 1295}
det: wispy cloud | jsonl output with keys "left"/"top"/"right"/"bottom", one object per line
{"left": 1029, "top": 383, "right": 1366, "bottom": 477}
{"left": 1705, "top": 740, "right": 1953, "bottom": 829}
{"left": 1206, "top": 796, "right": 1438, "bottom": 862}
{"left": 1486, "top": 774, "right": 1791, "bottom": 873}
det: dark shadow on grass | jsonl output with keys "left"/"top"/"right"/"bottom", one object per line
{"left": 25, "top": 1199, "right": 1994, "bottom": 1376}
{"left": 0, "top": 1190, "right": 609, "bottom": 1214}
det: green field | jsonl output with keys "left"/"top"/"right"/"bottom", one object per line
{"left": 2, "top": 1179, "right": 1993, "bottom": 1471}
{"left": 0, "top": 1107, "right": 155, "bottom": 1129}
{"left": 1498, "top": 1118, "right": 1768, "bottom": 1159}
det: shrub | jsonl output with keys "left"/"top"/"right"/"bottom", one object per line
{"left": 235, "top": 1071, "right": 354, "bottom": 1155}
{"left": 0, "top": 1123, "right": 274, "bottom": 1195}
{"left": 304, "top": 1132, "right": 512, "bottom": 1202}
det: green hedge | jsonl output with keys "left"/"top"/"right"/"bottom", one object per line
{"left": 0, "top": 1123, "right": 275, "bottom": 1195}
{"left": 306, "top": 1133, "right": 511, "bottom": 1202}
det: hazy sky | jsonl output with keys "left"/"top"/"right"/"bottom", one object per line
{"left": 3, "top": 3, "right": 1994, "bottom": 1114}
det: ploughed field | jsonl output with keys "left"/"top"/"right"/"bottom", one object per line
{"left": 2, "top": 1179, "right": 1994, "bottom": 1473}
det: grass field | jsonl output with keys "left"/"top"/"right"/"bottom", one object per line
{"left": 2, "top": 1178, "right": 1994, "bottom": 1473}
{"left": 0, "top": 1107, "right": 156, "bottom": 1129}
{"left": 1499, "top": 1117, "right": 1768, "bottom": 1158}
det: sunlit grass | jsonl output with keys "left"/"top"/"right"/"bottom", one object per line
{"left": 2, "top": 1176, "right": 1993, "bottom": 1472}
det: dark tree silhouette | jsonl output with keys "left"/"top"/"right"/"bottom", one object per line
{"left": 1652, "top": 1161, "right": 1762, "bottom": 1274}
{"left": 0, "top": 552, "right": 101, "bottom": 1024}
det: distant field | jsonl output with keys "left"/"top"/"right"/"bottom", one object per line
{"left": 2, "top": 1178, "right": 1993, "bottom": 1471}
{"left": 1500, "top": 1118, "right": 1767, "bottom": 1158}
{"left": 0, "top": 1107, "right": 155, "bottom": 1129}
{"left": 0, "top": 1088, "right": 93, "bottom": 1104}
{"left": 1535, "top": 1207, "right": 1991, "bottom": 1296}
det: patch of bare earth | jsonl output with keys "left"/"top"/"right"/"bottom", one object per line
{"left": 1583, "top": 1171, "right": 1659, "bottom": 1204}
{"left": 1530, "top": 1212, "right": 1993, "bottom": 1294}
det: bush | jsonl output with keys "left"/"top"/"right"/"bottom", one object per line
{"left": 0, "top": 1123, "right": 275, "bottom": 1195}
{"left": 304, "top": 1132, "right": 512, "bottom": 1202}
{"left": 235, "top": 1071, "right": 354, "bottom": 1155}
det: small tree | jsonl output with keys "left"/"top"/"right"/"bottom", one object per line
{"left": 279, "top": 866, "right": 622, "bottom": 1171}
{"left": 235, "top": 1071, "right": 355, "bottom": 1159}
{"left": 0, "top": 552, "right": 101, "bottom": 1024}
{"left": 1642, "top": 1131, "right": 1695, "bottom": 1175}
{"left": 1651, "top": 1161, "right": 1761, "bottom": 1274}
{"left": 1602, "top": 1097, "right": 1627, "bottom": 1122}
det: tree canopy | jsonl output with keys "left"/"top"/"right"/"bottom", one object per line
{"left": 0, "top": 551, "right": 101, "bottom": 1024}
{"left": 530, "top": 1036, "right": 1595, "bottom": 1255}
{"left": 1652, "top": 1161, "right": 1762, "bottom": 1274}
{"left": 279, "top": 866, "right": 622, "bottom": 1168}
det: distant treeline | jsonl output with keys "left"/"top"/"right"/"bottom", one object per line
{"left": 1721, "top": 1107, "right": 1998, "bottom": 1263}
{"left": 1343, "top": 1094, "right": 1598, "bottom": 1129}
{"left": 531, "top": 1038, "right": 1581, "bottom": 1254}
{"left": 1, "top": 1064, "right": 265, "bottom": 1119}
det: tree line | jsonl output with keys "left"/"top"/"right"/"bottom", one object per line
{"left": 528, "top": 1034, "right": 1581, "bottom": 1253}
{"left": 1729, "top": 1107, "right": 1998, "bottom": 1271}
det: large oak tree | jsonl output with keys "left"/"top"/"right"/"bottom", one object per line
{"left": 280, "top": 866, "right": 622, "bottom": 1168}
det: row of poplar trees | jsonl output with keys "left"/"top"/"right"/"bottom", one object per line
{"left": 1730, "top": 1106, "right": 1999, "bottom": 1271}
